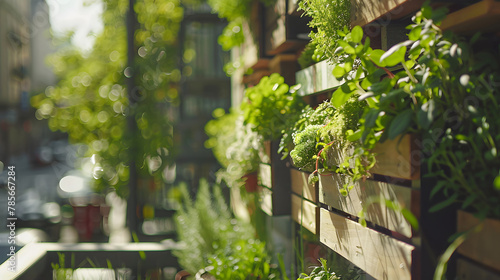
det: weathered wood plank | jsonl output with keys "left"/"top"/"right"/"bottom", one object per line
{"left": 269, "top": 54, "right": 299, "bottom": 85}
{"left": 457, "top": 210, "right": 500, "bottom": 273}
{"left": 290, "top": 169, "right": 316, "bottom": 203}
{"left": 324, "top": 134, "right": 420, "bottom": 180}
{"left": 371, "top": 134, "right": 420, "bottom": 180}
{"left": 441, "top": 0, "right": 500, "bottom": 35}
{"left": 259, "top": 163, "right": 272, "bottom": 188}
{"left": 295, "top": 60, "right": 344, "bottom": 96}
{"left": 319, "top": 173, "right": 416, "bottom": 238}
{"left": 456, "top": 257, "right": 500, "bottom": 280}
{"left": 351, "top": 0, "right": 425, "bottom": 27}
{"left": 291, "top": 194, "right": 318, "bottom": 234}
{"left": 259, "top": 186, "right": 273, "bottom": 216}
{"left": 319, "top": 208, "right": 414, "bottom": 280}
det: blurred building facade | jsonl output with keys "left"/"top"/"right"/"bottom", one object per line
{"left": 135, "top": 2, "right": 231, "bottom": 240}
{"left": 0, "top": 0, "right": 56, "bottom": 164}
{"left": 173, "top": 3, "right": 231, "bottom": 188}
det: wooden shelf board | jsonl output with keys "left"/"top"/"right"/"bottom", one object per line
{"left": 457, "top": 210, "right": 500, "bottom": 272}
{"left": 320, "top": 208, "right": 415, "bottom": 280}
{"left": 325, "top": 134, "right": 420, "bottom": 181}
{"left": 290, "top": 169, "right": 316, "bottom": 203}
{"left": 441, "top": 0, "right": 500, "bottom": 35}
{"left": 319, "top": 173, "right": 417, "bottom": 238}
{"left": 291, "top": 194, "right": 318, "bottom": 234}
{"left": 351, "top": 0, "right": 426, "bottom": 27}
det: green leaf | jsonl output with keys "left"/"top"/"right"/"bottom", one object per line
{"left": 346, "top": 129, "right": 362, "bottom": 141}
{"left": 429, "top": 193, "right": 459, "bottom": 213}
{"left": 388, "top": 109, "right": 413, "bottom": 139}
{"left": 430, "top": 180, "right": 446, "bottom": 199}
{"left": 408, "top": 26, "right": 422, "bottom": 41}
{"left": 331, "top": 83, "right": 354, "bottom": 109}
{"left": 364, "top": 109, "right": 380, "bottom": 129}
{"left": 495, "top": 173, "right": 500, "bottom": 190}
{"left": 333, "top": 65, "right": 346, "bottom": 79}
{"left": 351, "top": 26, "right": 363, "bottom": 43}
{"left": 367, "top": 49, "right": 387, "bottom": 67}
{"left": 380, "top": 44, "right": 407, "bottom": 67}
{"left": 462, "top": 194, "right": 477, "bottom": 210}
{"left": 401, "top": 208, "right": 420, "bottom": 231}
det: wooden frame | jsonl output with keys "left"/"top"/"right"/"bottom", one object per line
{"left": 290, "top": 169, "right": 316, "bottom": 203}
{"left": 291, "top": 193, "right": 319, "bottom": 234}
{"left": 319, "top": 173, "right": 418, "bottom": 238}
{"left": 295, "top": 60, "right": 344, "bottom": 97}
{"left": 441, "top": 0, "right": 500, "bottom": 35}
{"left": 264, "top": 0, "right": 310, "bottom": 55}
{"left": 457, "top": 210, "right": 500, "bottom": 274}
{"left": 325, "top": 134, "right": 421, "bottom": 180}
{"left": 351, "top": 0, "right": 426, "bottom": 27}
{"left": 320, "top": 208, "right": 415, "bottom": 280}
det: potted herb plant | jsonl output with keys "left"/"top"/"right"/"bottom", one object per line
{"left": 205, "top": 108, "right": 267, "bottom": 191}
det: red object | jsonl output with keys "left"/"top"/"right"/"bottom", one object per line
{"left": 72, "top": 205, "right": 103, "bottom": 241}
{"left": 243, "top": 172, "right": 259, "bottom": 192}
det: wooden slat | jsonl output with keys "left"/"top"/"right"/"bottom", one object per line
{"left": 371, "top": 134, "right": 420, "bottom": 180}
{"left": 295, "top": 60, "right": 344, "bottom": 96}
{"left": 290, "top": 169, "right": 316, "bottom": 203}
{"left": 457, "top": 210, "right": 500, "bottom": 272}
{"left": 291, "top": 194, "right": 318, "bottom": 234}
{"left": 325, "top": 134, "right": 420, "bottom": 180}
{"left": 456, "top": 257, "right": 500, "bottom": 280}
{"left": 265, "top": 0, "right": 286, "bottom": 28}
{"left": 319, "top": 173, "right": 416, "bottom": 238}
{"left": 259, "top": 186, "right": 273, "bottom": 216}
{"left": 265, "top": 15, "right": 309, "bottom": 55}
{"left": 288, "top": 0, "right": 300, "bottom": 15}
{"left": 320, "top": 208, "right": 414, "bottom": 280}
{"left": 351, "top": 0, "right": 425, "bottom": 27}
{"left": 441, "top": 0, "right": 500, "bottom": 35}
{"left": 240, "top": 21, "right": 259, "bottom": 70}
{"left": 269, "top": 54, "right": 299, "bottom": 85}
{"left": 259, "top": 163, "right": 272, "bottom": 188}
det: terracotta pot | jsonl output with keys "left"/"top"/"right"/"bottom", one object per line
{"left": 243, "top": 172, "right": 259, "bottom": 192}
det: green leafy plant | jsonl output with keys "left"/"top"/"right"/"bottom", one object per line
{"left": 280, "top": 101, "right": 335, "bottom": 160}
{"left": 298, "top": 42, "right": 324, "bottom": 69}
{"left": 203, "top": 239, "right": 279, "bottom": 279}
{"left": 205, "top": 108, "right": 267, "bottom": 189}
{"left": 297, "top": 258, "right": 340, "bottom": 280}
{"left": 287, "top": 97, "right": 365, "bottom": 188}
{"left": 241, "top": 73, "right": 306, "bottom": 141}
{"left": 290, "top": 124, "right": 324, "bottom": 172}
{"left": 31, "top": 0, "right": 184, "bottom": 196}
{"left": 297, "top": 257, "right": 361, "bottom": 280}
{"left": 298, "top": 0, "right": 350, "bottom": 62}
{"left": 329, "top": 5, "right": 500, "bottom": 217}
{"left": 218, "top": 18, "right": 245, "bottom": 51}
{"left": 174, "top": 179, "right": 280, "bottom": 279}
{"left": 174, "top": 179, "right": 254, "bottom": 274}
{"left": 208, "top": 0, "right": 276, "bottom": 75}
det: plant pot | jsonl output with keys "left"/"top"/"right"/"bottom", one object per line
{"left": 243, "top": 172, "right": 259, "bottom": 192}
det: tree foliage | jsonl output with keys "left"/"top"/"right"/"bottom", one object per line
{"left": 31, "top": 0, "right": 184, "bottom": 197}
